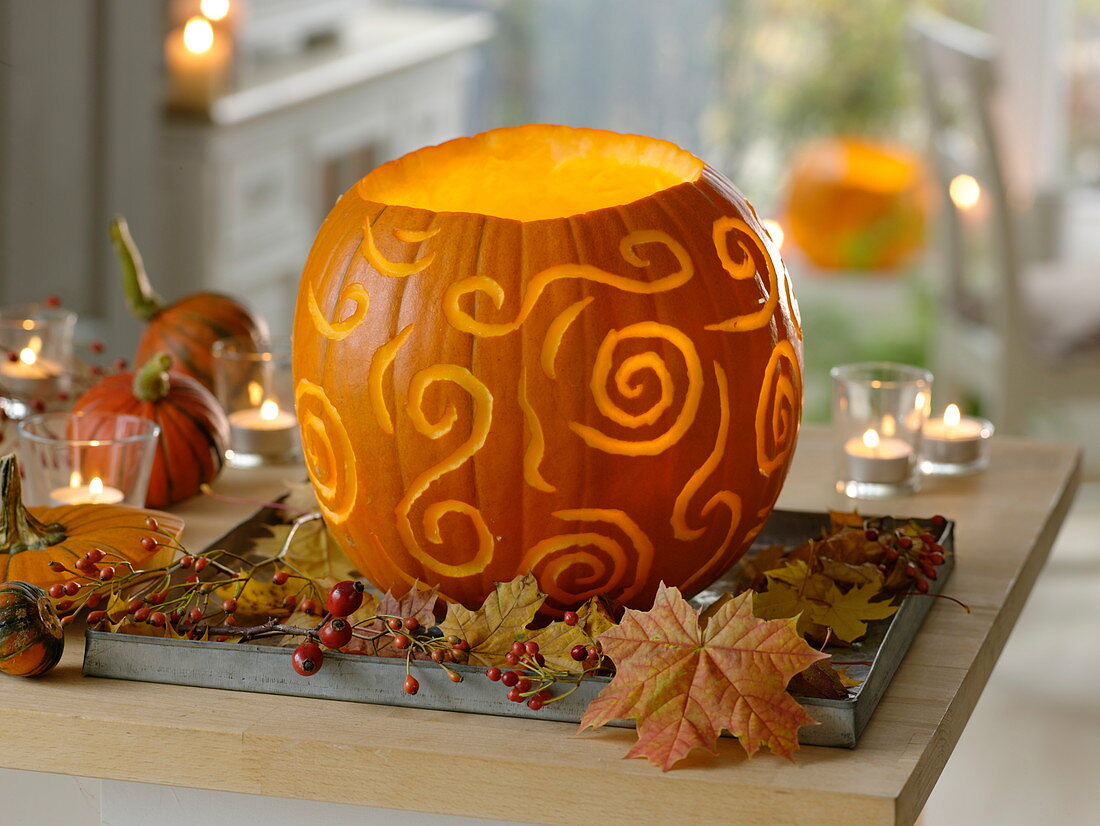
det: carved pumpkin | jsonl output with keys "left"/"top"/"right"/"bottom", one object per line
{"left": 782, "top": 137, "right": 928, "bottom": 271}
{"left": 111, "top": 217, "right": 269, "bottom": 392}
{"left": 292, "top": 125, "right": 803, "bottom": 613}
{"left": 0, "top": 581, "right": 64, "bottom": 677}
{"left": 74, "top": 353, "right": 230, "bottom": 507}
{"left": 0, "top": 455, "right": 183, "bottom": 590}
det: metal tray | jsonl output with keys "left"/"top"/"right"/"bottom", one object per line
{"left": 83, "top": 508, "right": 955, "bottom": 748}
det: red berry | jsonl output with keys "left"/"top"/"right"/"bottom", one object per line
{"left": 387, "top": 618, "right": 403, "bottom": 631}
{"left": 99, "top": 566, "right": 115, "bottom": 581}
{"left": 319, "top": 618, "right": 354, "bottom": 649}
{"left": 430, "top": 650, "right": 446, "bottom": 663}
{"left": 185, "top": 574, "right": 199, "bottom": 585}
{"left": 504, "top": 652, "right": 520, "bottom": 666}
{"left": 392, "top": 634, "right": 410, "bottom": 650}
{"left": 915, "top": 578, "right": 930, "bottom": 593}
{"left": 326, "top": 580, "right": 365, "bottom": 617}
{"left": 527, "top": 698, "right": 544, "bottom": 711}
{"left": 127, "top": 599, "right": 144, "bottom": 614}
{"left": 524, "top": 641, "right": 540, "bottom": 656}
{"left": 187, "top": 607, "right": 203, "bottom": 624}
{"left": 140, "top": 536, "right": 158, "bottom": 552}
{"left": 586, "top": 646, "right": 599, "bottom": 660}
{"left": 194, "top": 557, "right": 209, "bottom": 572}
{"left": 563, "top": 611, "right": 579, "bottom": 626}
{"left": 898, "top": 536, "right": 913, "bottom": 550}
{"left": 515, "top": 678, "right": 532, "bottom": 693}
{"left": 884, "top": 547, "right": 900, "bottom": 562}
{"left": 56, "top": 599, "right": 73, "bottom": 612}
{"left": 48, "top": 584, "right": 65, "bottom": 599}
{"left": 928, "top": 552, "right": 945, "bottom": 565}
{"left": 403, "top": 616, "right": 420, "bottom": 632}
{"left": 282, "top": 594, "right": 297, "bottom": 610}
{"left": 149, "top": 612, "right": 167, "bottom": 628}
{"left": 535, "top": 689, "right": 552, "bottom": 702}
{"left": 215, "top": 635, "right": 229, "bottom": 642}
{"left": 921, "top": 563, "right": 938, "bottom": 581}
{"left": 486, "top": 667, "right": 502, "bottom": 682}
{"left": 169, "top": 610, "right": 181, "bottom": 625}
{"left": 225, "top": 615, "right": 238, "bottom": 627}
{"left": 87, "top": 548, "right": 106, "bottom": 563}
{"left": 300, "top": 599, "right": 320, "bottom": 616}
{"left": 905, "top": 563, "right": 920, "bottom": 578}
{"left": 918, "top": 533, "right": 936, "bottom": 544}
{"left": 272, "top": 570, "right": 289, "bottom": 585}
{"left": 6, "top": 351, "right": 16, "bottom": 362}
{"left": 570, "top": 644, "right": 588, "bottom": 662}
{"left": 147, "top": 591, "right": 164, "bottom": 605}
{"left": 90, "top": 341, "right": 105, "bottom": 354}
{"left": 403, "top": 675, "right": 419, "bottom": 695}
{"left": 292, "top": 642, "right": 323, "bottom": 676}
{"left": 501, "top": 670, "right": 519, "bottom": 687}
{"left": 48, "top": 561, "right": 66, "bottom": 572}
{"left": 45, "top": 294, "right": 61, "bottom": 307}
{"left": 507, "top": 687, "right": 523, "bottom": 703}
{"left": 86, "top": 593, "right": 103, "bottom": 609}
{"left": 179, "top": 556, "right": 194, "bottom": 569}
{"left": 447, "top": 670, "right": 463, "bottom": 683}
{"left": 511, "top": 641, "right": 525, "bottom": 655}
{"left": 74, "top": 557, "right": 93, "bottom": 572}
{"left": 453, "top": 640, "right": 470, "bottom": 652}
{"left": 531, "top": 652, "right": 545, "bottom": 667}
{"left": 931, "top": 514, "right": 947, "bottom": 528}
{"left": 64, "top": 581, "right": 80, "bottom": 595}
{"left": 222, "top": 598, "right": 238, "bottom": 613}
{"left": 928, "top": 542, "right": 944, "bottom": 555}
{"left": 87, "top": 611, "right": 107, "bottom": 623}
{"left": 865, "top": 528, "right": 880, "bottom": 541}
{"left": 113, "top": 358, "right": 127, "bottom": 371}
{"left": 144, "top": 516, "right": 159, "bottom": 531}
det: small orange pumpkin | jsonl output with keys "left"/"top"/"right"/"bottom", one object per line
{"left": 0, "top": 454, "right": 183, "bottom": 589}
{"left": 293, "top": 125, "right": 803, "bottom": 613}
{"left": 0, "top": 581, "right": 64, "bottom": 677}
{"left": 782, "top": 137, "right": 928, "bottom": 271}
{"left": 74, "top": 353, "right": 229, "bottom": 507}
{"left": 111, "top": 217, "right": 269, "bottom": 392}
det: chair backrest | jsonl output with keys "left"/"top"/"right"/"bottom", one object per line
{"left": 907, "top": 8, "right": 1023, "bottom": 354}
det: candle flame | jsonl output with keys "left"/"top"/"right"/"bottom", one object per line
{"left": 21, "top": 320, "right": 34, "bottom": 331}
{"left": 200, "top": 0, "right": 230, "bottom": 21}
{"left": 944, "top": 403, "right": 961, "bottom": 427}
{"left": 949, "top": 174, "right": 981, "bottom": 210}
{"left": 761, "top": 218, "right": 785, "bottom": 249}
{"left": 862, "top": 428, "right": 880, "bottom": 449}
{"left": 259, "top": 399, "right": 280, "bottom": 420}
{"left": 183, "top": 16, "right": 215, "bottom": 54}
{"left": 18, "top": 347, "right": 36, "bottom": 366}
{"left": 881, "top": 414, "right": 897, "bottom": 437}
{"left": 247, "top": 381, "right": 264, "bottom": 407}
{"left": 914, "top": 391, "right": 927, "bottom": 412}
{"left": 69, "top": 470, "right": 82, "bottom": 487}
{"left": 89, "top": 477, "right": 104, "bottom": 496}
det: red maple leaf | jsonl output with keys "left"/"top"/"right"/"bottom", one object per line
{"left": 579, "top": 584, "right": 826, "bottom": 770}
{"left": 346, "top": 584, "right": 439, "bottom": 658}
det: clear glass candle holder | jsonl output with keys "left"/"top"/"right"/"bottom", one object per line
{"left": 831, "top": 362, "right": 932, "bottom": 499}
{"left": 17, "top": 412, "right": 160, "bottom": 507}
{"left": 0, "top": 304, "right": 77, "bottom": 417}
{"left": 920, "top": 403, "right": 994, "bottom": 476}
{"left": 212, "top": 336, "right": 299, "bottom": 468}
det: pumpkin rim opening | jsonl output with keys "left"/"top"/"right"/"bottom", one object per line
{"left": 355, "top": 125, "right": 705, "bottom": 222}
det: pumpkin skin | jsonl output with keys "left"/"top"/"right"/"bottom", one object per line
{"left": 0, "top": 581, "right": 64, "bottom": 677}
{"left": 111, "top": 217, "right": 269, "bottom": 392}
{"left": 0, "top": 455, "right": 183, "bottom": 590}
{"left": 782, "top": 137, "right": 928, "bottom": 271}
{"left": 292, "top": 125, "right": 803, "bottom": 613}
{"left": 74, "top": 353, "right": 230, "bottom": 508}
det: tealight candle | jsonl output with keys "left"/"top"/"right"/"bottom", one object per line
{"left": 0, "top": 343, "right": 63, "bottom": 399}
{"left": 49, "top": 474, "right": 125, "bottom": 506}
{"left": 228, "top": 399, "right": 298, "bottom": 458}
{"left": 921, "top": 403, "right": 994, "bottom": 475}
{"left": 844, "top": 428, "right": 913, "bottom": 484}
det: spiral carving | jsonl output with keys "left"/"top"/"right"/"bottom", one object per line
{"left": 705, "top": 216, "right": 780, "bottom": 333}
{"left": 755, "top": 340, "right": 802, "bottom": 476}
{"left": 569, "top": 321, "right": 703, "bottom": 457}
{"left": 307, "top": 282, "right": 369, "bottom": 341}
{"left": 295, "top": 379, "right": 358, "bottom": 524}
{"left": 395, "top": 364, "right": 496, "bottom": 578}
{"left": 443, "top": 230, "right": 692, "bottom": 338}
{"left": 519, "top": 509, "right": 655, "bottom": 607}
{"left": 361, "top": 220, "right": 439, "bottom": 278}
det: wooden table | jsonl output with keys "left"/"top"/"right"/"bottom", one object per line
{"left": 0, "top": 427, "right": 1080, "bottom": 825}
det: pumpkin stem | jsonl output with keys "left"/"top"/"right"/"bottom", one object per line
{"left": 0, "top": 455, "right": 67, "bottom": 554}
{"left": 133, "top": 352, "right": 174, "bottom": 402}
{"left": 110, "top": 215, "right": 164, "bottom": 322}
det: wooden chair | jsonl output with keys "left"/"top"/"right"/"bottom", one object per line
{"left": 908, "top": 8, "right": 1100, "bottom": 435}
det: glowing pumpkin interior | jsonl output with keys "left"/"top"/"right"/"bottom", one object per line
{"left": 356, "top": 125, "right": 705, "bottom": 221}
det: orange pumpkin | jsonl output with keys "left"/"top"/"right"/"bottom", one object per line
{"left": 292, "top": 125, "right": 803, "bottom": 613}
{"left": 74, "top": 353, "right": 229, "bottom": 507}
{"left": 782, "top": 137, "right": 928, "bottom": 271}
{"left": 0, "top": 455, "right": 183, "bottom": 590}
{"left": 111, "top": 217, "right": 269, "bottom": 392}
{"left": 0, "top": 581, "right": 64, "bottom": 677}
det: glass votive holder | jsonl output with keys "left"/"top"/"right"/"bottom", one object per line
{"left": 0, "top": 304, "right": 77, "bottom": 415}
{"left": 831, "top": 362, "right": 932, "bottom": 499}
{"left": 212, "top": 336, "right": 299, "bottom": 467}
{"left": 17, "top": 412, "right": 160, "bottom": 507}
{"left": 920, "top": 403, "right": 994, "bottom": 476}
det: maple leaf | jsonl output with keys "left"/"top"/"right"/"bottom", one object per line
{"left": 580, "top": 585, "right": 825, "bottom": 770}
{"left": 788, "top": 660, "right": 850, "bottom": 701}
{"left": 345, "top": 584, "right": 439, "bottom": 657}
{"left": 754, "top": 561, "right": 898, "bottom": 643}
{"left": 439, "top": 574, "right": 543, "bottom": 668}
{"left": 523, "top": 597, "right": 613, "bottom": 673}
{"left": 248, "top": 521, "right": 358, "bottom": 588}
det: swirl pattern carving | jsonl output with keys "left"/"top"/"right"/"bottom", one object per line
{"left": 295, "top": 379, "right": 357, "bottom": 524}
{"left": 307, "top": 282, "right": 369, "bottom": 341}
{"left": 362, "top": 220, "right": 439, "bottom": 277}
{"left": 705, "top": 216, "right": 780, "bottom": 333}
{"left": 755, "top": 340, "right": 802, "bottom": 477}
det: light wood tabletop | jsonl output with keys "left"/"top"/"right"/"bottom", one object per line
{"left": 0, "top": 426, "right": 1080, "bottom": 825}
